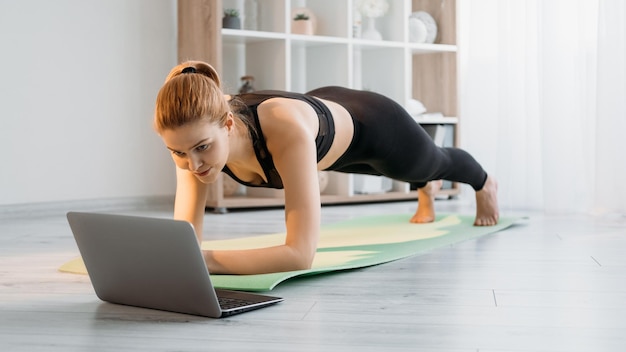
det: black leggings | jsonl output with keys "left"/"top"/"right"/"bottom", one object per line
{"left": 307, "top": 87, "right": 488, "bottom": 191}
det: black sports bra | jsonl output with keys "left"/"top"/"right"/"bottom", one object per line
{"left": 222, "top": 91, "right": 335, "bottom": 189}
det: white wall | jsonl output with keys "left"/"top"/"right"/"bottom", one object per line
{"left": 0, "top": 0, "right": 178, "bottom": 206}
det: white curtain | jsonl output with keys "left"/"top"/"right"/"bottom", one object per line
{"left": 458, "top": 0, "right": 626, "bottom": 216}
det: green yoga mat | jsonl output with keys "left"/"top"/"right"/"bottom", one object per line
{"left": 59, "top": 214, "right": 518, "bottom": 291}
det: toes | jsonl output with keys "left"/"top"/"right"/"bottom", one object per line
{"left": 410, "top": 214, "right": 435, "bottom": 223}
{"left": 474, "top": 216, "right": 499, "bottom": 226}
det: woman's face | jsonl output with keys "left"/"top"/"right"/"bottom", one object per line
{"left": 160, "top": 117, "right": 232, "bottom": 184}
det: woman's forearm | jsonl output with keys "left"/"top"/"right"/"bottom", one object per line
{"left": 202, "top": 244, "right": 314, "bottom": 275}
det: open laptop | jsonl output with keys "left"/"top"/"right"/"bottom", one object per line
{"left": 66, "top": 211, "right": 283, "bottom": 318}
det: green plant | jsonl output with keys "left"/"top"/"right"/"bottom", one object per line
{"left": 224, "top": 8, "right": 239, "bottom": 17}
{"left": 293, "top": 13, "right": 310, "bottom": 21}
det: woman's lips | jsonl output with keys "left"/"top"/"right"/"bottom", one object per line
{"left": 195, "top": 168, "right": 211, "bottom": 177}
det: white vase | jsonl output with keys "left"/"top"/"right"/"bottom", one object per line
{"left": 361, "top": 16, "right": 382, "bottom": 40}
{"left": 292, "top": 20, "right": 314, "bottom": 35}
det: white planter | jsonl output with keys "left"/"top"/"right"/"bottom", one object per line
{"left": 292, "top": 20, "right": 314, "bottom": 35}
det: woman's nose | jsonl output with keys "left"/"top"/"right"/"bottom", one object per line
{"left": 188, "top": 155, "right": 203, "bottom": 171}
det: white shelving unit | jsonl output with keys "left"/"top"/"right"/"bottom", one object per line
{"left": 177, "top": 0, "right": 459, "bottom": 212}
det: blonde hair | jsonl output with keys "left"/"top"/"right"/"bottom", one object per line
{"left": 154, "top": 61, "right": 229, "bottom": 132}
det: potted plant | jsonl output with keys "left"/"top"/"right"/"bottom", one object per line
{"left": 223, "top": 8, "right": 241, "bottom": 29}
{"left": 292, "top": 12, "right": 314, "bottom": 35}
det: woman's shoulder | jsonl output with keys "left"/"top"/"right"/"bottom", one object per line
{"left": 234, "top": 90, "right": 292, "bottom": 109}
{"left": 257, "top": 96, "right": 312, "bottom": 118}
{"left": 257, "top": 97, "right": 319, "bottom": 137}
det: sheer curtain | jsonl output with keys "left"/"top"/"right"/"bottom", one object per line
{"left": 457, "top": 0, "right": 626, "bottom": 215}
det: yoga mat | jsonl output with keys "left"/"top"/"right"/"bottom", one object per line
{"left": 60, "top": 214, "right": 518, "bottom": 291}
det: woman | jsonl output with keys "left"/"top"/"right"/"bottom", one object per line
{"left": 154, "top": 61, "right": 499, "bottom": 275}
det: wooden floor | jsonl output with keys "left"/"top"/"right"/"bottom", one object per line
{"left": 1, "top": 199, "right": 625, "bottom": 351}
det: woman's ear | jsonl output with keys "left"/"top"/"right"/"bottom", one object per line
{"left": 225, "top": 112, "right": 235, "bottom": 135}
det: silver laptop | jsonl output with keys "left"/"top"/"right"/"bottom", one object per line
{"left": 66, "top": 211, "right": 283, "bottom": 318}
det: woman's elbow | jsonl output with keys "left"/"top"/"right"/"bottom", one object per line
{"left": 295, "top": 257, "right": 314, "bottom": 271}
{"left": 289, "top": 247, "right": 315, "bottom": 271}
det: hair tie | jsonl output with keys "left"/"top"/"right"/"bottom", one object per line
{"left": 181, "top": 66, "right": 197, "bottom": 74}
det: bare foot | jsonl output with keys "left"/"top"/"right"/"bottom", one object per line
{"left": 410, "top": 180, "right": 443, "bottom": 223}
{"left": 474, "top": 175, "right": 499, "bottom": 226}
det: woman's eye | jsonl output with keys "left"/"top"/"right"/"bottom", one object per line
{"left": 196, "top": 144, "right": 209, "bottom": 152}
{"left": 172, "top": 151, "right": 185, "bottom": 157}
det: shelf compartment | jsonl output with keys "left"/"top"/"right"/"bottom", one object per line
{"left": 291, "top": 0, "right": 350, "bottom": 38}
{"left": 354, "top": 46, "right": 406, "bottom": 104}
{"left": 412, "top": 51, "right": 457, "bottom": 117}
{"left": 368, "top": 0, "right": 410, "bottom": 43}
{"left": 290, "top": 41, "right": 350, "bottom": 93}
{"left": 222, "top": 38, "right": 287, "bottom": 94}
{"left": 223, "top": 0, "right": 286, "bottom": 33}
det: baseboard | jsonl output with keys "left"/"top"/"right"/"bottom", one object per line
{"left": 0, "top": 195, "right": 175, "bottom": 220}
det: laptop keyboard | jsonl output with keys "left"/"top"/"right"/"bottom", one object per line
{"left": 218, "top": 296, "right": 253, "bottom": 310}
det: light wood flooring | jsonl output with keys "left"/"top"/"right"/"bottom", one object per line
{"left": 1, "top": 199, "right": 625, "bottom": 351}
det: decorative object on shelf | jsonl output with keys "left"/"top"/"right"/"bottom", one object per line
{"left": 409, "top": 11, "right": 438, "bottom": 44}
{"left": 357, "top": 0, "right": 389, "bottom": 41}
{"left": 405, "top": 98, "right": 427, "bottom": 116}
{"left": 223, "top": 8, "right": 241, "bottom": 30}
{"left": 362, "top": 16, "right": 382, "bottom": 40}
{"left": 291, "top": 8, "right": 316, "bottom": 35}
{"left": 352, "top": 9, "right": 362, "bottom": 38}
{"left": 243, "top": 0, "right": 258, "bottom": 31}
{"left": 238, "top": 75, "right": 255, "bottom": 94}
{"left": 408, "top": 16, "right": 427, "bottom": 43}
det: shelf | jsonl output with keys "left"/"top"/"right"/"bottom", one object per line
{"left": 223, "top": 29, "right": 458, "bottom": 54}
{"left": 412, "top": 116, "right": 459, "bottom": 124}
{"left": 352, "top": 38, "right": 406, "bottom": 49}
{"left": 207, "top": 191, "right": 418, "bottom": 212}
{"left": 179, "top": 0, "right": 461, "bottom": 211}
{"left": 207, "top": 195, "right": 287, "bottom": 210}
{"left": 409, "top": 42, "right": 457, "bottom": 54}
{"left": 289, "top": 34, "right": 349, "bottom": 46}
{"left": 321, "top": 191, "right": 417, "bottom": 205}
{"left": 222, "top": 29, "right": 286, "bottom": 43}
{"left": 207, "top": 188, "right": 459, "bottom": 212}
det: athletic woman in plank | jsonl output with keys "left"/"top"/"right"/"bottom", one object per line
{"left": 154, "top": 61, "right": 499, "bottom": 275}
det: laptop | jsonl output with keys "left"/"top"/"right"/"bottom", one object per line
{"left": 66, "top": 211, "right": 283, "bottom": 318}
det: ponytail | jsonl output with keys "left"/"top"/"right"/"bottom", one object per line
{"left": 164, "top": 61, "right": 222, "bottom": 88}
{"left": 154, "top": 61, "right": 229, "bottom": 132}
